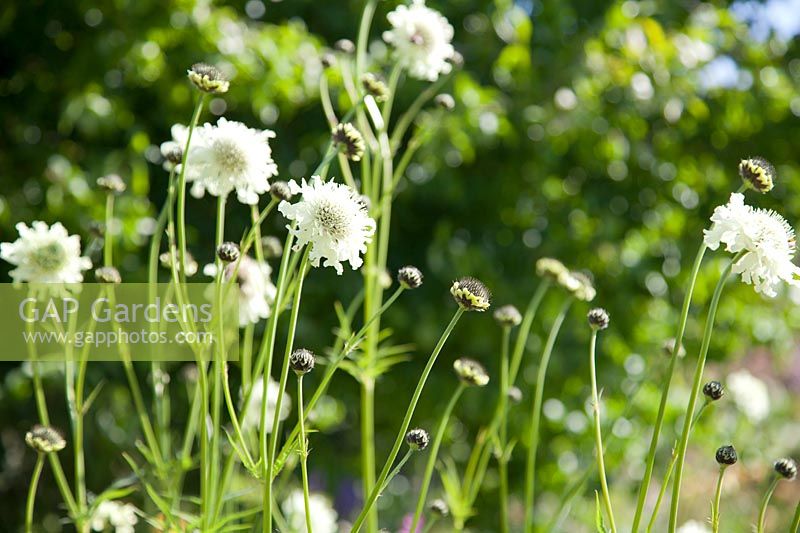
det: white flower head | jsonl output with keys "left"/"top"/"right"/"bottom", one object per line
{"left": 203, "top": 255, "right": 277, "bottom": 327}
{"left": 186, "top": 117, "right": 278, "bottom": 204}
{"left": 383, "top": 0, "right": 455, "bottom": 81}
{"left": 90, "top": 500, "right": 138, "bottom": 533}
{"left": 241, "top": 376, "right": 290, "bottom": 431}
{"left": 727, "top": 369, "right": 770, "bottom": 423}
{"left": 278, "top": 176, "right": 376, "bottom": 275}
{"left": 160, "top": 123, "right": 188, "bottom": 172}
{"left": 676, "top": 520, "right": 711, "bottom": 533}
{"left": 282, "top": 489, "right": 338, "bottom": 533}
{"left": 1, "top": 222, "right": 91, "bottom": 284}
{"left": 703, "top": 193, "right": 800, "bottom": 297}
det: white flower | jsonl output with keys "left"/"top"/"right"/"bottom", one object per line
{"left": 186, "top": 117, "right": 278, "bottom": 204}
{"left": 281, "top": 489, "right": 338, "bottom": 533}
{"left": 1, "top": 222, "right": 91, "bottom": 284}
{"left": 703, "top": 193, "right": 800, "bottom": 297}
{"left": 90, "top": 500, "right": 138, "bottom": 533}
{"left": 383, "top": 0, "right": 455, "bottom": 81}
{"left": 203, "top": 256, "right": 277, "bottom": 327}
{"left": 727, "top": 369, "right": 770, "bottom": 423}
{"left": 159, "top": 123, "right": 188, "bottom": 172}
{"left": 278, "top": 176, "right": 375, "bottom": 275}
{"left": 676, "top": 520, "right": 711, "bottom": 533}
{"left": 241, "top": 377, "right": 290, "bottom": 431}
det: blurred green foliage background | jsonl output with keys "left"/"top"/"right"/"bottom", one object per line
{"left": 1, "top": 0, "right": 800, "bottom": 531}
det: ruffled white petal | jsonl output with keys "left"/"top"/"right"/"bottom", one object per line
{"left": 278, "top": 176, "right": 375, "bottom": 275}
{"left": 383, "top": 0, "right": 455, "bottom": 81}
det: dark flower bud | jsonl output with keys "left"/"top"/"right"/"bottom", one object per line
{"left": 702, "top": 381, "right": 724, "bottom": 401}
{"left": 216, "top": 242, "right": 240, "bottom": 263}
{"left": 716, "top": 445, "right": 738, "bottom": 466}
{"left": 25, "top": 425, "right": 66, "bottom": 453}
{"left": 405, "top": 428, "right": 430, "bottom": 451}
{"left": 269, "top": 181, "right": 293, "bottom": 202}
{"left": 187, "top": 63, "right": 230, "bottom": 94}
{"left": 95, "top": 266, "right": 121, "bottom": 284}
{"left": 361, "top": 73, "right": 390, "bottom": 102}
{"left": 774, "top": 458, "right": 797, "bottom": 480}
{"left": 332, "top": 123, "right": 365, "bottom": 162}
{"left": 289, "top": 348, "right": 315, "bottom": 376}
{"left": 587, "top": 308, "right": 610, "bottom": 330}
{"left": 450, "top": 277, "right": 491, "bottom": 312}
{"left": 397, "top": 266, "right": 423, "bottom": 289}
{"left": 739, "top": 156, "right": 776, "bottom": 194}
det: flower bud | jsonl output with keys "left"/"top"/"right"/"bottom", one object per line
{"left": 774, "top": 458, "right": 797, "bottom": 480}
{"left": 97, "top": 174, "right": 126, "bottom": 194}
{"left": 662, "top": 338, "right": 686, "bottom": 359}
{"left": 450, "top": 277, "right": 491, "bottom": 312}
{"left": 587, "top": 308, "right": 610, "bottom": 331}
{"left": 332, "top": 123, "right": 365, "bottom": 162}
{"left": 187, "top": 63, "right": 230, "bottom": 94}
{"left": 216, "top": 242, "right": 240, "bottom": 263}
{"left": 405, "top": 428, "right": 430, "bottom": 451}
{"left": 25, "top": 425, "right": 66, "bottom": 454}
{"left": 507, "top": 386, "right": 523, "bottom": 404}
{"left": 397, "top": 266, "right": 423, "bottom": 289}
{"left": 334, "top": 39, "right": 355, "bottom": 54}
{"left": 535, "top": 257, "right": 569, "bottom": 281}
{"left": 453, "top": 358, "right": 490, "bottom": 387}
{"left": 702, "top": 381, "right": 724, "bottom": 401}
{"left": 494, "top": 304, "right": 522, "bottom": 328}
{"left": 289, "top": 348, "right": 315, "bottom": 376}
{"left": 434, "top": 94, "right": 455, "bottom": 111}
{"left": 95, "top": 266, "right": 121, "bottom": 284}
{"left": 429, "top": 498, "right": 449, "bottom": 517}
{"left": 269, "top": 181, "right": 293, "bottom": 202}
{"left": 361, "top": 73, "right": 389, "bottom": 102}
{"left": 739, "top": 156, "right": 776, "bottom": 194}
{"left": 261, "top": 236, "right": 283, "bottom": 259}
{"left": 715, "top": 445, "right": 738, "bottom": 466}
{"left": 321, "top": 52, "right": 336, "bottom": 69}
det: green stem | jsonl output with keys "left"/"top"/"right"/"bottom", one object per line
{"left": 711, "top": 466, "right": 726, "bottom": 533}
{"left": 355, "top": 0, "right": 378, "bottom": 78}
{"left": 208, "top": 195, "right": 227, "bottom": 518}
{"left": 350, "top": 307, "right": 466, "bottom": 533}
{"left": 757, "top": 476, "right": 780, "bottom": 533}
{"left": 524, "top": 298, "right": 573, "bottom": 533}
{"left": 410, "top": 383, "right": 466, "bottom": 533}
{"left": 510, "top": 281, "right": 550, "bottom": 385}
{"left": 265, "top": 249, "right": 311, "bottom": 532}
{"left": 631, "top": 243, "right": 707, "bottom": 532}
{"left": 175, "top": 93, "right": 207, "bottom": 284}
{"left": 499, "top": 326, "right": 511, "bottom": 533}
{"left": 297, "top": 375, "right": 313, "bottom": 533}
{"left": 389, "top": 73, "right": 451, "bottom": 150}
{"left": 25, "top": 454, "right": 45, "bottom": 533}
{"left": 645, "top": 402, "right": 710, "bottom": 532}
{"left": 589, "top": 330, "right": 617, "bottom": 532}
{"left": 462, "top": 281, "right": 550, "bottom": 504}
{"left": 668, "top": 255, "right": 739, "bottom": 532}
{"left": 790, "top": 495, "right": 800, "bottom": 532}
{"left": 104, "top": 193, "right": 114, "bottom": 267}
